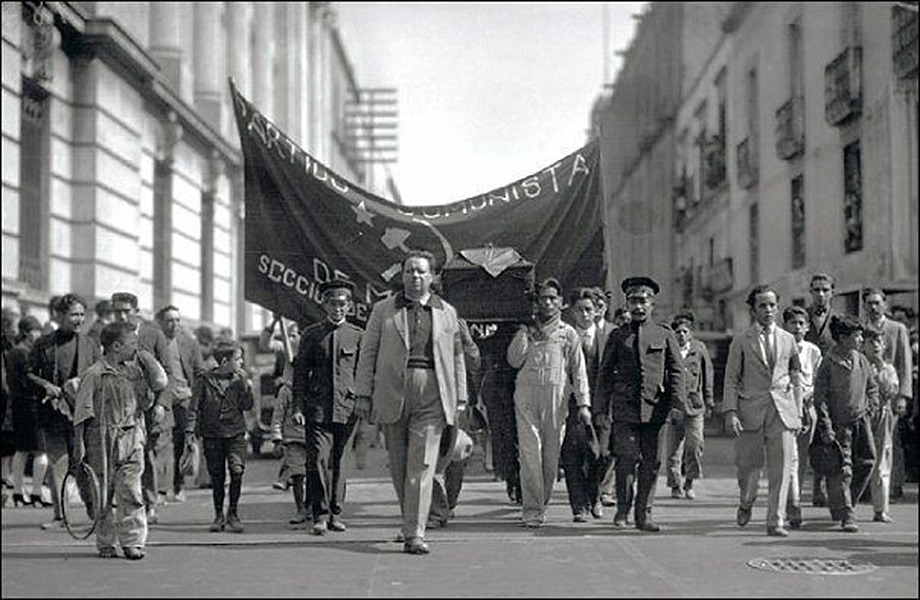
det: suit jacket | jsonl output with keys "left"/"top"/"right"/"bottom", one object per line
{"left": 293, "top": 320, "right": 363, "bottom": 424}
{"left": 867, "top": 316, "right": 913, "bottom": 400}
{"left": 680, "top": 338, "right": 714, "bottom": 417}
{"left": 722, "top": 324, "right": 802, "bottom": 431}
{"left": 138, "top": 320, "right": 171, "bottom": 378}
{"left": 167, "top": 331, "right": 204, "bottom": 408}
{"left": 594, "top": 321, "right": 685, "bottom": 426}
{"left": 354, "top": 293, "right": 467, "bottom": 426}
{"left": 804, "top": 306, "right": 843, "bottom": 355}
{"left": 27, "top": 329, "right": 100, "bottom": 429}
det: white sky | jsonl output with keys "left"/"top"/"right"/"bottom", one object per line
{"left": 336, "top": 2, "right": 646, "bottom": 206}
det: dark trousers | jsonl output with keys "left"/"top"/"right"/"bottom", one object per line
{"left": 827, "top": 415, "right": 876, "bottom": 522}
{"left": 560, "top": 418, "right": 601, "bottom": 516}
{"left": 613, "top": 420, "right": 662, "bottom": 523}
{"left": 142, "top": 409, "right": 161, "bottom": 510}
{"left": 203, "top": 434, "right": 247, "bottom": 514}
{"left": 171, "top": 403, "right": 188, "bottom": 494}
{"left": 305, "top": 418, "right": 358, "bottom": 520}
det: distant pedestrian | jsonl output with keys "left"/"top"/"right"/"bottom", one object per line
{"left": 862, "top": 288, "right": 912, "bottom": 501}
{"left": 8, "top": 316, "right": 49, "bottom": 507}
{"left": 156, "top": 305, "right": 204, "bottom": 504}
{"left": 664, "top": 311, "right": 714, "bottom": 501}
{"left": 863, "top": 326, "right": 898, "bottom": 524}
{"left": 110, "top": 292, "right": 172, "bottom": 525}
{"left": 186, "top": 341, "right": 254, "bottom": 533}
{"left": 804, "top": 273, "right": 843, "bottom": 507}
{"left": 813, "top": 315, "right": 877, "bottom": 532}
{"left": 558, "top": 288, "right": 604, "bottom": 522}
{"left": 26, "top": 293, "right": 101, "bottom": 530}
{"left": 723, "top": 284, "right": 802, "bottom": 537}
{"left": 86, "top": 300, "right": 114, "bottom": 347}
{"left": 73, "top": 321, "right": 150, "bottom": 560}
{"left": 595, "top": 277, "right": 684, "bottom": 532}
{"left": 781, "top": 305, "right": 822, "bottom": 529}
{"left": 271, "top": 367, "right": 308, "bottom": 526}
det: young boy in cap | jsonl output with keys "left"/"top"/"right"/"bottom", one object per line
{"left": 813, "top": 315, "right": 878, "bottom": 532}
{"left": 595, "top": 277, "right": 684, "bottom": 531}
{"left": 781, "top": 305, "right": 822, "bottom": 528}
{"left": 186, "top": 341, "right": 254, "bottom": 533}
{"left": 664, "top": 311, "right": 713, "bottom": 500}
{"left": 292, "top": 280, "right": 363, "bottom": 536}
{"left": 508, "top": 278, "right": 591, "bottom": 528}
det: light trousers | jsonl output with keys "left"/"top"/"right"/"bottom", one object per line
{"left": 735, "top": 402, "right": 795, "bottom": 528}
{"left": 383, "top": 368, "right": 445, "bottom": 543}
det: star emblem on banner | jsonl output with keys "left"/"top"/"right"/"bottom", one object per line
{"left": 352, "top": 200, "right": 376, "bottom": 227}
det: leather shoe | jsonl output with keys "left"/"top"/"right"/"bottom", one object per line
{"left": 591, "top": 502, "right": 604, "bottom": 519}
{"left": 635, "top": 520, "right": 661, "bottom": 532}
{"left": 123, "top": 547, "right": 146, "bottom": 560}
{"left": 328, "top": 516, "right": 347, "bottom": 532}
{"left": 766, "top": 526, "right": 789, "bottom": 537}
{"left": 841, "top": 519, "right": 859, "bottom": 533}
{"left": 600, "top": 493, "right": 616, "bottom": 507}
{"left": 683, "top": 487, "right": 696, "bottom": 500}
{"left": 788, "top": 518, "right": 804, "bottom": 530}
{"left": 612, "top": 512, "right": 629, "bottom": 528}
{"left": 403, "top": 540, "right": 430, "bottom": 555}
{"left": 736, "top": 506, "right": 752, "bottom": 528}
{"left": 873, "top": 512, "right": 892, "bottom": 523}
{"left": 670, "top": 487, "right": 683, "bottom": 499}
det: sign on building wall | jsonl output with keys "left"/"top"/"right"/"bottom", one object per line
{"left": 230, "top": 82, "right": 604, "bottom": 325}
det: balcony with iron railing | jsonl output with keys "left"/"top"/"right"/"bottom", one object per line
{"left": 775, "top": 95, "right": 805, "bottom": 160}
{"left": 736, "top": 136, "right": 758, "bottom": 190}
{"left": 825, "top": 46, "right": 862, "bottom": 126}
{"left": 703, "top": 136, "right": 727, "bottom": 192}
{"left": 893, "top": 5, "right": 918, "bottom": 80}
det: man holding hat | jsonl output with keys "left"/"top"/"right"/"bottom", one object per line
{"left": 595, "top": 276, "right": 684, "bottom": 532}
{"left": 354, "top": 250, "right": 467, "bottom": 555}
{"left": 292, "top": 279, "right": 363, "bottom": 536}
{"left": 508, "top": 278, "right": 591, "bottom": 528}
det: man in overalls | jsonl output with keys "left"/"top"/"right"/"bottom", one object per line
{"left": 507, "top": 278, "right": 591, "bottom": 528}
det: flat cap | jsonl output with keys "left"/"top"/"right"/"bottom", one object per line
{"left": 319, "top": 279, "right": 355, "bottom": 297}
{"left": 621, "top": 276, "right": 660, "bottom": 297}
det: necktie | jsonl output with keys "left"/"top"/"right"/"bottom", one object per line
{"left": 762, "top": 328, "right": 775, "bottom": 370}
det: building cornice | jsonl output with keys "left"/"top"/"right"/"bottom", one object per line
{"left": 48, "top": 1, "right": 241, "bottom": 171}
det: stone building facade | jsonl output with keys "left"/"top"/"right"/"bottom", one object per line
{"left": 2, "top": 1, "right": 391, "bottom": 334}
{"left": 597, "top": 1, "right": 918, "bottom": 330}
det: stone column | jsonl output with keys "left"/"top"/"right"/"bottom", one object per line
{"left": 149, "top": 2, "right": 192, "bottom": 101}
{"left": 227, "top": 2, "right": 252, "bottom": 97}
{"left": 251, "top": 3, "right": 275, "bottom": 121}
{"left": 286, "top": 2, "right": 307, "bottom": 144}
{"left": 193, "top": 2, "right": 224, "bottom": 130}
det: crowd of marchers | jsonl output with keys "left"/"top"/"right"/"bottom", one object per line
{"left": 1, "top": 257, "right": 917, "bottom": 559}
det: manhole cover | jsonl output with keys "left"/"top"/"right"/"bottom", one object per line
{"left": 747, "top": 557, "right": 877, "bottom": 575}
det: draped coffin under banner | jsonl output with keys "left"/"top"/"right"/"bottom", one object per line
{"left": 230, "top": 81, "right": 606, "bottom": 326}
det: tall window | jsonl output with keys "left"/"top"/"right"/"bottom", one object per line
{"left": 747, "top": 66, "right": 759, "bottom": 140}
{"left": 18, "top": 78, "right": 50, "bottom": 290}
{"left": 843, "top": 141, "right": 863, "bottom": 253}
{"left": 715, "top": 68, "right": 727, "bottom": 145}
{"left": 788, "top": 17, "right": 804, "bottom": 98}
{"left": 153, "top": 159, "right": 173, "bottom": 309}
{"left": 749, "top": 203, "right": 760, "bottom": 283}
{"left": 200, "top": 191, "right": 215, "bottom": 322}
{"left": 791, "top": 175, "right": 806, "bottom": 268}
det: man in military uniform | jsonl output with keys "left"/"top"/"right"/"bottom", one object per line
{"left": 595, "top": 277, "right": 685, "bottom": 532}
{"left": 292, "top": 280, "right": 363, "bottom": 536}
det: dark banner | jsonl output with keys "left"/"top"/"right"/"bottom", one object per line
{"left": 231, "top": 81, "right": 605, "bottom": 325}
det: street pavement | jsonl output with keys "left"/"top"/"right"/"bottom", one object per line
{"left": 2, "top": 437, "right": 917, "bottom": 598}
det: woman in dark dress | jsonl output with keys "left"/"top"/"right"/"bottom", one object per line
{"left": 8, "top": 316, "right": 48, "bottom": 506}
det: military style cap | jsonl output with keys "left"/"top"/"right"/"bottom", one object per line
{"left": 621, "top": 276, "right": 660, "bottom": 297}
{"left": 319, "top": 279, "right": 355, "bottom": 297}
